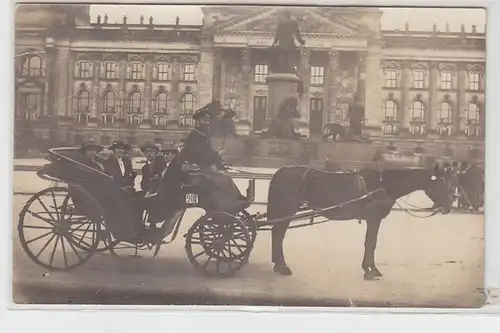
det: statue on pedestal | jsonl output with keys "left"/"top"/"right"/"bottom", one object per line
{"left": 270, "top": 10, "right": 305, "bottom": 74}
{"left": 263, "top": 95, "right": 302, "bottom": 140}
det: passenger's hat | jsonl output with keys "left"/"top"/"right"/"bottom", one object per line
{"left": 78, "top": 139, "right": 103, "bottom": 153}
{"left": 161, "top": 143, "right": 179, "bottom": 154}
{"left": 108, "top": 140, "right": 131, "bottom": 151}
{"left": 140, "top": 141, "right": 160, "bottom": 153}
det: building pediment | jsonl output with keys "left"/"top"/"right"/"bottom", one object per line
{"left": 207, "top": 7, "right": 373, "bottom": 37}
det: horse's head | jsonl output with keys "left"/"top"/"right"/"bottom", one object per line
{"left": 422, "top": 162, "right": 455, "bottom": 214}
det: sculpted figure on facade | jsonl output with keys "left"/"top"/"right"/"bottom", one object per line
{"left": 270, "top": 10, "right": 305, "bottom": 74}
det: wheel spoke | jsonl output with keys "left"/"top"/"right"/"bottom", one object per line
{"left": 68, "top": 232, "right": 93, "bottom": 250}
{"left": 36, "top": 196, "right": 57, "bottom": 221}
{"left": 60, "top": 236, "right": 69, "bottom": 268}
{"left": 23, "top": 225, "right": 54, "bottom": 230}
{"left": 63, "top": 234, "right": 83, "bottom": 261}
{"left": 192, "top": 249, "right": 206, "bottom": 259}
{"left": 35, "top": 234, "right": 56, "bottom": 258}
{"left": 28, "top": 211, "right": 56, "bottom": 226}
{"left": 203, "top": 255, "right": 213, "bottom": 268}
{"left": 48, "top": 236, "right": 60, "bottom": 267}
{"left": 50, "top": 190, "right": 61, "bottom": 220}
{"left": 25, "top": 230, "right": 53, "bottom": 245}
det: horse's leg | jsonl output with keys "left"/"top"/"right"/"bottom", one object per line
{"left": 271, "top": 219, "right": 293, "bottom": 275}
{"left": 362, "top": 218, "right": 383, "bottom": 281}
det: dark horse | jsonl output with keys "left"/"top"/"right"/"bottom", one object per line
{"left": 268, "top": 164, "right": 454, "bottom": 280}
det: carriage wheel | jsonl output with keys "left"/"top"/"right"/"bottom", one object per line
{"left": 18, "top": 186, "right": 102, "bottom": 271}
{"left": 60, "top": 193, "right": 111, "bottom": 253}
{"left": 185, "top": 212, "right": 252, "bottom": 278}
{"left": 238, "top": 211, "right": 258, "bottom": 246}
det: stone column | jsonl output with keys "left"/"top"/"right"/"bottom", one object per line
{"left": 456, "top": 63, "right": 466, "bottom": 133}
{"left": 364, "top": 44, "right": 383, "bottom": 132}
{"left": 357, "top": 53, "right": 366, "bottom": 103}
{"left": 43, "top": 49, "right": 56, "bottom": 117}
{"left": 299, "top": 49, "right": 310, "bottom": 122}
{"left": 54, "top": 46, "right": 71, "bottom": 117}
{"left": 326, "top": 50, "right": 340, "bottom": 125}
{"left": 91, "top": 58, "right": 101, "bottom": 119}
{"left": 198, "top": 46, "right": 215, "bottom": 108}
{"left": 237, "top": 48, "right": 251, "bottom": 120}
{"left": 400, "top": 60, "right": 411, "bottom": 129}
{"left": 144, "top": 58, "right": 153, "bottom": 119}
{"left": 171, "top": 57, "right": 181, "bottom": 118}
{"left": 212, "top": 48, "right": 222, "bottom": 102}
{"left": 428, "top": 62, "right": 439, "bottom": 131}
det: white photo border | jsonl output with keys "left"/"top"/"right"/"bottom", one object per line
{"left": 2, "top": 0, "right": 500, "bottom": 331}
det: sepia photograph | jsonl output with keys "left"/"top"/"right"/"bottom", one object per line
{"left": 12, "top": 3, "right": 486, "bottom": 308}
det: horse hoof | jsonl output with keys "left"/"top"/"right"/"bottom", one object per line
{"left": 364, "top": 272, "right": 381, "bottom": 281}
{"left": 372, "top": 270, "right": 383, "bottom": 278}
{"left": 273, "top": 265, "right": 293, "bottom": 276}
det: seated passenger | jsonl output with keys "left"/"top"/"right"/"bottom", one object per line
{"left": 161, "top": 144, "right": 179, "bottom": 171}
{"left": 77, "top": 139, "right": 105, "bottom": 172}
{"left": 177, "top": 103, "right": 249, "bottom": 213}
{"left": 140, "top": 141, "right": 167, "bottom": 195}
{"left": 103, "top": 141, "right": 136, "bottom": 193}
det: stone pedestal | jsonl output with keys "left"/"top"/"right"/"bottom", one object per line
{"left": 265, "top": 73, "right": 301, "bottom": 121}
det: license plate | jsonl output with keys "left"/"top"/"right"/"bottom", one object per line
{"left": 185, "top": 193, "right": 199, "bottom": 204}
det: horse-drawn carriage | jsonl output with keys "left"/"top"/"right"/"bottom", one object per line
{"left": 18, "top": 147, "right": 389, "bottom": 278}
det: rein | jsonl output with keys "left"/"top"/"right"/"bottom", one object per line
{"left": 394, "top": 199, "right": 441, "bottom": 218}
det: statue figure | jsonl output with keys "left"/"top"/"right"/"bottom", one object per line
{"left": 104, "top": 13, "right": 108, "bottom": 24}
{"left": 97, "top": 15, "right": 101, "bottom": 25}
{"left": 149, "top": 16, "right": 154, "bottom": 25}
{"left": 140, "top": 15, "right": 144, "bottom": 25}
{"left": 270, "top": 10, "right": 305, "bottom": 74}
{"left": 176, "top": 16, "right": 180, "bottom": 25}
{"left": 264, "top": 95, "right": 302, "bottom": 140}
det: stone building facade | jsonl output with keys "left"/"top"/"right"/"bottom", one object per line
{"left": 15, "top": 5, "right": 485, "bottom": 148}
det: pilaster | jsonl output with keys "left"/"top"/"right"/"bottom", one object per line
{"left": 299, "top": 49, "right": 310, "bottom": 122}
{"left": 91, "top": 58, "right": 101, "bottom": 118}
{"left": 198, "top": 46, "right": 215, "bottom": 108}
{"left": 456, "top": 63, "right": 466, "bottom": 133}
{"left": 171, "top": 56, "right": 181, "bottom": 118}
{"left": 54, "top": 46, "right": 71, "bottom": 117}
{"left": 400, "top": 60, "right": 411, "bottom": 129}
{"left": 212, "top": 48, "right": 222, "bottom": 102}
{"left": 326, "top": 50, "right": 340, "bottom": 126}
{"left": 364, "top": 42, "right": 383, "bottom": 129}
{"left": 118, "top": 58, "right": 127, "bottom": 116}
{"left": 238, "top": 48, "right": 251, "bottom": 120}
{"left": 144, "top": 58, "right": 153, "bottom": 118}
{"left": 428, "top": 62, "right": 439, "bottom": 130}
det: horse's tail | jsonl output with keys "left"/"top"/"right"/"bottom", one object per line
{"left": 267, "top": 166, "right": 307, "bottom": 220}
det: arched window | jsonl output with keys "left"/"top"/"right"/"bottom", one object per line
{"left": 127, "top": 91, "right": 142, "bottom": 113}
{"left": 383, "top": 100, "right": 397, "bottom": 121}
{"left": 411, "top": 101, "right": 425, "bottom": 121}
{"left": 76, "top": 89, "right": 91, "bottom": 112}
{"left": 154, "top": 92, "right": 169, "bottom": 113}
{"left": 465, "top": 103, "right": 480, "bottom": 124}
{"left": 181, "top": 93, "right": 196, "bottom": 113}
{"left": 439, "top": 102, "right": 452, "bottom": 124}
{"left": 22, "top": 56, "right": 44, "bottom": 76}
{"left": 102, "top": 90, "right": 117, "bottom": 113}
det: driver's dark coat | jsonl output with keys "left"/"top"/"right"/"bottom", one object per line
{"left": 178, "top": 128, "right": 220, "bottom": 168}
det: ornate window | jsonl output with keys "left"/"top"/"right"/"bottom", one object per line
{"left": 438, "top": 126, "right": 453, "bottom": 136}
{"left": 76, "top": 113, "right": 89, "bottom": 124}
{"left": 104, "top": 62, "right": 117, "bottom": 79}
{"left": 181, "top": 92, "right": 196, "bottom": 113}
{"left": 101, "top": 90, "right": 117, "bottom": 125}
{"left": 128, "top": 62, "right": 143, "bottom": 80}
{"left": 153, "top": 115, "right": 168, "bottom": 127}
{"left": 465, "top": 103, "right": 480, "bottom": 125}
{"left": 385, "top": 69, "right": 397, "bottom": 88}
{"left": 310, "top": 66, "right": 325, "bottom": 85}
{"left": 383, "top": 100, "right": 397, "bottom": 122}
{"left": 179, "top": 92, "right": 196, "bottom": 128}
{"left": 127, "top": 90, "right": 142, "bottom": 114}
{"left": 334, "top": 102, "right": 348, "bottom": 123}
{"left": 154, "top": 92, "right": 169, "bottom": 113}
{"left": 412, "top": 70, "right": 425, "bottom": 89}
{"left": 254, "top": 64, "right": 268, "bottom": 84}
{"left": 182, "top": 63, "right": 196, "bottom": 81}
{"left": 20, "top": 91, "right": 40, "bottom": 120}
{"left": 438, "top": 102, "right": 452, "bottom": 124}
{"left": 440, "top": 71, "right": 452, "bottom": 90}
{"left": 411, "top": 101, "right": 425, "bottom": 122}
{"left": 21, "top": 56, "right": 44, "bottom": 77}
{"left": 75, "top": 89, "right": 91, "bottom": 112}
{"left": 383, "top": 124, "right": 397, "bottom": 135}
{"left": 77, "top": 61, "right": 93, "bottom": 79}
{"left": 469, "top": 72, "right": 480, "bottom": 91}
{"left": 157, "top": 63, "right": 170, "bottom": 81}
